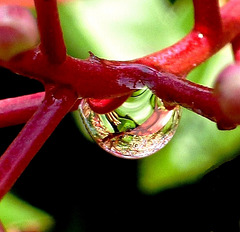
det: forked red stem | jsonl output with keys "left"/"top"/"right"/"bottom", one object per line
{"left": 0, "top": 86, "right": 77, "bottom": 200}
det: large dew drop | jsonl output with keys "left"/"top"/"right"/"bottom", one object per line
{"left": 79, "top": 87, "right": 181, "bottom": 159}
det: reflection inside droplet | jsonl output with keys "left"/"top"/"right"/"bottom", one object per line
{"left": 79, "top": 87, "right": 181, "bottom": 159}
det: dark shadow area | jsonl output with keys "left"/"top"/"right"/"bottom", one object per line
{"left": 9, "top": 114, "right": 240, "bottom": 232}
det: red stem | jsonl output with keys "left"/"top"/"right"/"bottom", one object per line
{"left": 232, "top": 34, "right": 240, "bottom": 62}
{"left": 34, "top": 0, "right": 66, "bottom": 64}
{"left": 0, "top": 87, "right": 77, "bottom": 200}
{"left": 0, "top": 91, "right": 81, "bottom": 128}
{"left": 193, "top": 0, "right": 222, "bottom": 35}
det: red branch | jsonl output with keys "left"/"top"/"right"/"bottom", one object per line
{"left": 0, "top": 86, "right": 77, "bottom": 199}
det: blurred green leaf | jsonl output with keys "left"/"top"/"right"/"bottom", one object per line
{"left": 58, "top": 3, "right": 94, "bottom": 59}
{"left": 137, "top": 44, "right": 236, "bottom": 194}
{"left": 62, "top": 0, "right": 193, "bottom": 60}
{"left": 0, "top": 193, "right": 54, "bottom": 231}
{"left": 138, "top": 109, "right": 240, "bottom": 194}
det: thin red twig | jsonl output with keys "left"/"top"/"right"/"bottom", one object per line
{"left": 0, "top": 92, "right": 44, "bottom": 128}
{"left": 34, "top": 0, "right": 66, "bottom": 64}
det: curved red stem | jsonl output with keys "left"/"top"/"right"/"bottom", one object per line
{"left": 142, "top": 72, "right": 236, "bottom": 129}
{"left": 134, "top": 0, "right": 240, "bottom": 75}
{"left": 34, "top": 0, "right": 66, "bottom": 64}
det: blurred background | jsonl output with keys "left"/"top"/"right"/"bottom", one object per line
{"left": 1, "top": 0, "right": 240, "bottom": 231}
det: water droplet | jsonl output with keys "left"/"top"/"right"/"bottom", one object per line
{"left": 78, "top": 87, "right": 181, "bottom": 159}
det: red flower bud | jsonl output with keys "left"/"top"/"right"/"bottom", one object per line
{"left": 0, "top": 5, "right": 39, "bottom": 61}
{"left": 214, "top": 64, "right": 240, "bottom": 123}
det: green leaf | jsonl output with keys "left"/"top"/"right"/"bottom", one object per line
{"left": 0, "top": 193, "right": 54, "bottom": 231}
{"left": 63, "top": 0, "right": 193, "bottom": 60}
{"left": 58, "top": 2, "right": 94, "bottom": 59}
